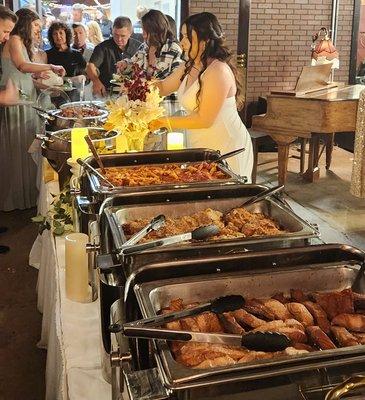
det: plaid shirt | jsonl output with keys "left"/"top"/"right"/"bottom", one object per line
{"left": 130, "top": 40, "right": 183, "bottom": 79}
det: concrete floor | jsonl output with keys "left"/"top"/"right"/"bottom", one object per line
{"left": 0, "top": 144, "right": 364, "bottom": 400}
{"left": 0, "top": 208, "right": 46, "bottom": 400}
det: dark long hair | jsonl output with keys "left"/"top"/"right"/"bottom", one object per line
{"left": 48, "top": 21, "right": 72, "bottom": 49}
{"left": 11, "top": 8, "right": 39, "bottom": 60}
{"left": 141, "top": 9, "right": 174, "bottom": 55}
{"left": 181, "top": 12, "right": 243, "bottom": 110}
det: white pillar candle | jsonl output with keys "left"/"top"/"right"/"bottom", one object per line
{"left": 167, "top": 131, "right": 184, "bottom": 150}
{"left": 65, "top": 233, "right": 90, "bottom": 303}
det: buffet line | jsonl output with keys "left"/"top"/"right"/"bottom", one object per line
{"left": 37, "top": 99, "right": 365, "bottom": 400}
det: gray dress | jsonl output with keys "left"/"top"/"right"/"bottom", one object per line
{"left": 0, "top": 45, "right": 41, "bottom": 211}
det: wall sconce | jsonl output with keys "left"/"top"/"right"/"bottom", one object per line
{"left": 311, "top": 27, "right": 339, "bottom": 69}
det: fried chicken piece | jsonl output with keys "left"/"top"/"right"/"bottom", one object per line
{"left": 284, "top": 347, "right": 309, "bottom": 356}
{"left": 260, "top": 299, "right": 292, "bottom": 320}
{"left": 330, "top": 326, "right": 360, "bottom": 347}
{"left": 231, "top": 309, "right": 266, "bottom": 329}
{"left": 292, "top": 343, "right": 315, "bottom": 352}
{"left": 306, "top": 326, "right": 336, "bottom": 350}
{"left": 169, "top": 298, "right": 184, "bottom": 311}
{"left": 237, "top": 351, "right": 275, "bottom": 364}
{"left": 253, "top": 320, "right": 307, "bottom": 343}
{"left": 195, "top": 312, "right": 223, "bottom": 333}
{"left": 244, "top": 299, "right": 276, "bottom": 320}
{"left": 218, "top": 313, "right": 245, "bottom": 334}
{"left": 303, "top": 301, "right": 331, "bottom": 334}
{"left": 352, "top": 332, "right": 365, "bottom": 344}
{"left": 332, "top": 313, "right": 365, "bottom": 332}
{"left": 286, "top": 303, "right": 314, "bottom": 327}
{"left": 290, "top": 289, "right": 309, "bottom": 303}
{"left": 178, "top": 342, "right": 248, "bottom": 367}
{"left": 284, "top": 319, "right": 305, "bottom": 332}
{"left": 193, "top": 356, "right": 236, "bottom": 369}
{"left": 272, "top": 292, "right": 289, "bottom": 304}
{"left": 313, "top": 289, "right": 354, "bottom": 320}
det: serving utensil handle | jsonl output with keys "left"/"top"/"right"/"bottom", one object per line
{"left": 325, "top": 375, "right": 365, "bottom": 400}
{"left": 214, "top": 147, "right": 245, "bottom": 163}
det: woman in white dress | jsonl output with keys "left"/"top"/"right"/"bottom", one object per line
{"left": 150, "top": 12, "right": 253, "bottom": 180}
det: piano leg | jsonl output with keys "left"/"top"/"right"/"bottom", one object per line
{"left": 303, "top": 133, "right": 320, "bottom": 182}
{"left": 325, "top": 133, "right": 335, "bottom": 169}
{"left": 270, "top": 134, "right": 297, "bottom": 186}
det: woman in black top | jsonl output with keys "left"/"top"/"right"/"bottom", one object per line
{"left": 46, "top": 21, "right": 86, "bottom": 77}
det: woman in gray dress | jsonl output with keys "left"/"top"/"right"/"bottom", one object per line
{"left": 0, "top": 8, "right": 64, "bottom": 211}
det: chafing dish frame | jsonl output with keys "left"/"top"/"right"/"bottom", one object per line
{"left": 99, "top": 185, "right": 318, "bottom": 284}
{"left": 85, "top": 158, "right": 246, "bottom": 196}
{"left": 124, "top": 244, "right": 365, "bottom": 392}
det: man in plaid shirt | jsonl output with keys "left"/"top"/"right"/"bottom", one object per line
{"left": 117, "top": 10, "right": 183, "bottom": 80}
{"left": 130, "top": 39, "right": 182, "bottom": 79}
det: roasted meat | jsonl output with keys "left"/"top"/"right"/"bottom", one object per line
{"left": 313, "top": 289, "right": 354, "bottom": 320}
{"left": 194, "top": 356, "right": 236, "bottom": 369}
{"left": 253, "top": 320, "right": 307, "bottom": 343}
{"left": 272, "top": 292, "right": 289, "bottom": 304}
{"left": 353, "top": 292, "right": 365, "bottom": 309}
{"left": 244, "top": 298, "right": 276, "bottom": 320}
{"left": 302, "top": 301, "right": 331, "bottom": 334}
{"left": 306, "top": 326, "right": 337, "bottom": 350}
{"left": 290, "top": 289, "right": 309, "bottom": 303}
{"left": 218, "top": 313, "right": 245, "bottom": 334}
{"left": 332, "top": 313, "right": 365, "bottom": 332}
{"left": 330, "top": 326, "right": 360, "bottom": 347}
{"left": 260, "top": 299, "right": 292, "bottom": 320}
{"left": 231, "top": 309, "right": 266, "bottom": 328}
{"left": 237, "top": 351, "right": 274, "bottom": 363}
{"left": 286, "top": 302, "right": 314, "bottom": 327}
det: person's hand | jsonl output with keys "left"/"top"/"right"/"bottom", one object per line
{"left": 0, "top": 79, "right": 19, "bottom": 105}
{"left": 149, "top": 117, "right": 168, "bottom": 132}
{"left": 92, "top": 79, "right": 106, "bottom": 97}
{"left": 50, "top": 64, "right": 66, "bottom": 77}
{"left": 116, "top": 60, "right": 127, "bottom": 73}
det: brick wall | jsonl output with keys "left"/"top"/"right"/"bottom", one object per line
{"left": 189, "top": 0, "right": 354, "bottom": 104}
{"left": 188, "top": 0, "right": 239, "bottom": 52}
{"left": 335, "top": 0, "right": 354, "bottom": 83}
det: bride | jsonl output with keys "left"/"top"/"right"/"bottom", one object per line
{"left": 150, "top": 12, "right": 253, "bottom": 180}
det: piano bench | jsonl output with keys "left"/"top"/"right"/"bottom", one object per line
{"left": 248, "top": 129, "right": 277, "bottom": 183}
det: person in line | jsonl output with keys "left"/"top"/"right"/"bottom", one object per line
{"left": 98, "top": 10, "right": 112, "bottom": 40}
{"left": 87, "top": 20, "right": 103, "bottom": 46}
{"left": 165, "top": 14, "right": 177, "bottom": 40}
{"left": 72, "top": 22, "right": 94, "bottom": 62}
{"left": 72, "top": 3, "right": 85, "bottom": 24}
{"left": 0, "top": 8, "right": 65, "bottom": 212}
{"left": 149, "top": 12, "right": 253, "bottom": 179}
{"left": 87, "top": 16, "right": 141, "bottom": 97}
{"left": 0, "top": 5, "right": 17, "bottom": 254}
{"left": 46, "top": 21, "right": 86, "bottom": 77}
{"left": 117, "top": 9, "right": 182, "bottom": 80}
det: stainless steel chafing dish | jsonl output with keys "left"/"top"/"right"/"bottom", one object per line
{"left": 108, "top": 244, "right": 365, "bottom": 400}
{"left": 97, "top": 184, "right": 318, "bottom": 286}
{"left": 76, "top": 149, "right": 246, "bottom": 232}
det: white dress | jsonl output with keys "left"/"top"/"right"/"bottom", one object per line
{"left": 177, "top": 63, "right": 253, "bottom": 180}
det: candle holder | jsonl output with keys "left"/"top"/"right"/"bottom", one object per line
{"left": 65, "top": 232, "right": 96, "bottom": 303}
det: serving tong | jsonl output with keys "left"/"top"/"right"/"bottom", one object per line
{"left": 111, "top": 295, "right": 291, "bottom": 352}
{"left": 77, "top": 158, "right": 115, "bottom": 188}
{"left": 119, "top": 223, "right": 219, "bottom": 256}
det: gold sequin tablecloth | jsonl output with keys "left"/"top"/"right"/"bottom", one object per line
{"left": 351, "top": 88, "right": 365, "bottom": 198}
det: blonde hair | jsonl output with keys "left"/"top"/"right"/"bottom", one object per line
{"left": 87, "top": 20, "right": 103, "bottom": 45}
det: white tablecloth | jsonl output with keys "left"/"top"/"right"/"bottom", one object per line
{"left": 29, "top": 177, "right": 111, "bottom": 400}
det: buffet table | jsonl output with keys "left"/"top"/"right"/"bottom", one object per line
{"left": 29, "top": 176, "right": 111, "bottom": 400}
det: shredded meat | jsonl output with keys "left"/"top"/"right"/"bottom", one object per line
{"left": 123, "top": 207, "right": 285, "bottom": 243}
{"left": 104, "top": 162, "right": 227, "bottom": 187}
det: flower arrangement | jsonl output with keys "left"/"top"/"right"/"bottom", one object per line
{"left": 105, "top": 64, "right": 165, "bottom": 151}
{"left": 32, "top": 188, "right": 74, "bottom": 236}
